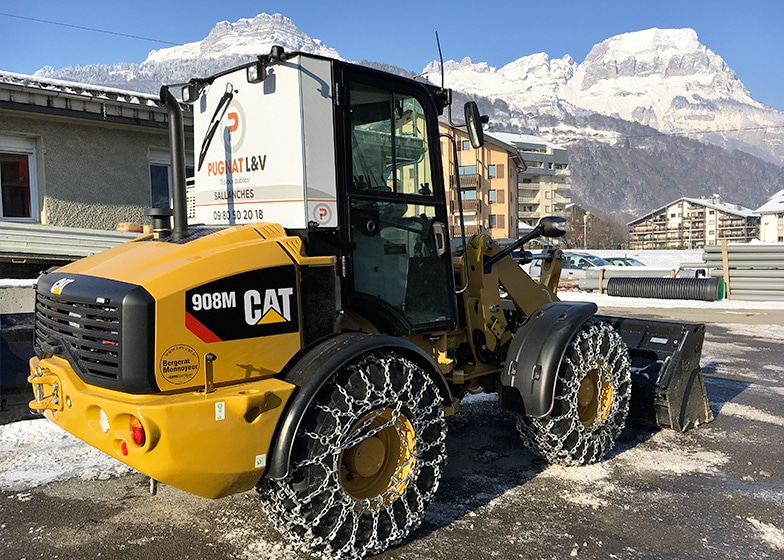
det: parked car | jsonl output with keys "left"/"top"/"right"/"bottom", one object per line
{"left": 525, "top": 251, "right": 610, "bottom": 281}
{"left": 607, "top": 256, "right": 646, "bottom": 266}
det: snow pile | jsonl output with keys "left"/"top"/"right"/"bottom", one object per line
{"left": 0, "top": 418, "right": 132, "bottom": 491}
{"left": 747, "top": 517, "right": 784, "bottom": 551}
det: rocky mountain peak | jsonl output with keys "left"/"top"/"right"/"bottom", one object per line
{"left": 578, "top": 27, "right": 739, "bottom": 90}
{"left": 143, "top": 13, "right": 340, "bottom": 66}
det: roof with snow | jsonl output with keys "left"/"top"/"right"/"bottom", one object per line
{"left": 487, "top": 131, "right": 565, "bottom": 151}
{"left": 756, "top": 189, "right": 784, "bottom": 214}
{"left": 629, "top": 195, "right": 759, "bottom": 225}
{"left": 0, "top": 71, "right": 190, "bottom": 126}
{"left": 0, "top": 71, "right": 161, "bottom": 106}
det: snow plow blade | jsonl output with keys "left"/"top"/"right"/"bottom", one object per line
{"left": 597, "top": 315, "right": 713, "bottom": 431}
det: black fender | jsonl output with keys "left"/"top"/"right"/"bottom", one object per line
{"left": 499, "top": 301, "right": 597, "bottom": 418}
{"left": 264, "top": 332, "right": 452, "bottom": 480}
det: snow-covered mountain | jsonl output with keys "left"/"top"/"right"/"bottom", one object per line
{"left": 35, "top": 13, "right": 342, "bottom": 95}
{"left": 30, "top": 16, "right": 784, "bottom": 217}
{"left": 426, "top": 28, "right": 784, "bottom": 164}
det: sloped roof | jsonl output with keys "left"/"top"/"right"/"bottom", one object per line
{"left": 0, "top": 70, "right": 161, "bottom": 106}
{"left": 756, "top": 189, "right": 784, "bottom": 214}
{"left": 628, "top": 196, "right": 759, "bottom": 225}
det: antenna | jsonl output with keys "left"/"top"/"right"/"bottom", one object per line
{"left": 435, "top": 31, "right": 444, "bottom": 90}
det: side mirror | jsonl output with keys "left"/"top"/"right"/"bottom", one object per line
{"left": 464, "top": 102, "right": 484, "bottom": 149}
{"left": 538, "top": 216, "right": 567, "bottom": 238}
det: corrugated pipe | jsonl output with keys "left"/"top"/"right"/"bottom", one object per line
{"left": 606, "top": 277, "right": 723, "bottom": 301}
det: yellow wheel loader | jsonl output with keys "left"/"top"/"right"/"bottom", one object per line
{"left": 28, "top": 47, "right": 712, "bottom": 559}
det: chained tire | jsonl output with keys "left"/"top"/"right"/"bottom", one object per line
{"left": 257, "top": 351, "right": 447, "bottom": 559}
{"left": 516, "top": 319, "right": 632, "bottom": 466}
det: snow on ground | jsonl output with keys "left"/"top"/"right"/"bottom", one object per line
{"left": 0, "top": 416, "right": 132, "bottom": 492}
{"left": 0, "top": 278, "right": 36, "bottom": 288}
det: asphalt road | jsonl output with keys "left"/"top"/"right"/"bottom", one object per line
{"left": 2, "top": 305, "right": 783, "bottom": 560}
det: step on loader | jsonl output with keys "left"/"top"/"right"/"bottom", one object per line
{"left": 28, "top": 46, "right": 712, "bottom": 559}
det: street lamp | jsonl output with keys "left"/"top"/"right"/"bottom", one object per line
{"left": 583, "top": 211, "right": 591, "bottom": 249}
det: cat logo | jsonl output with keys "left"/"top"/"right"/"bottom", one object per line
{"left": 244, "top": 288, "right": 294, "bottom": 326}
{"left": 50, "top": 278, "right": 76, "bottom": 295}
{"left": 185, "top": 266, "right": 299, "bottom": 343}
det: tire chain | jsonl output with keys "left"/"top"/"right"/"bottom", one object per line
{"left": 516, "top": 321, "right": 631, "bottom": 466}
{"left": 259, "top": 352, "right": 447, "bottom": 559}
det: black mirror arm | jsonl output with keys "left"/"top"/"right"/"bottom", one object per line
{"left": 483, "top": 225, "right": 544, "bottom": 273}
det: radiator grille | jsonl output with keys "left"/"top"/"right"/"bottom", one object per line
{"left": 35, "top": 292, "right": 121, "bottom": 380}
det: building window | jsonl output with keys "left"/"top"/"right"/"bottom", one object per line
{"left": 149, "top": 149, "right": 193, "bottom": 209}
{"left": 0, "top": 137, "right": 38, "bottom": 221}
{"left": 461, "top": 140, "right": 470, "bottom": 151}
{"left": 458, "top": 165, "right": 477, "bottom": 175}
{"left": 461, "top": 189, "right": 477, "bottom": 201}
{"left": 489, "top": 214, "right": 505, "bottom": 229}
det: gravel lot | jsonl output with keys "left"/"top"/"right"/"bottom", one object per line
{"left": 1, "top": 304, "right": 783, "bottom": 559}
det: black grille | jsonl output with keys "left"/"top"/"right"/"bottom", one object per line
{"left": 36, "top": 292, "right": 121, "bottom": 380}
{"left": 34, "top": 272, "right": 157, "bottom": 393}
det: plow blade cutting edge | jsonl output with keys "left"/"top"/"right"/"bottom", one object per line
{"left": 598, "top": 315, "right": 713, "bottom": 432}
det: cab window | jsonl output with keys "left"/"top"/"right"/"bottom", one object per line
{"left": 349, "top": 83, "right": 434, "bottom": 197}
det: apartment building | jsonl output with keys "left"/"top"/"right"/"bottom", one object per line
{"left": 757, "top": 189, "right": 784, "bottom": 243}
{"left": 490, "top": 132, "right": 571, "bottom": 230}
{"left": 628, "top": 195, "right": 760, "bottom": 249}
{"left": 439, "top": 122, "right": 523, "bottom": 239}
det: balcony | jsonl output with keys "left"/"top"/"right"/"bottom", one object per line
{"left": 451, "top": 199, "right": 480, "bottom": 213}
{"left": 518, "top": 194, "right": 540, "bottom": 203}
{"left": 452, "top": 224, "right": 480, "bottom": 236}
{"left": 451, "top": 173, "right": 482, "bottom": 188}
{"left": 518, "top": 211, "right": 540, "bottom": 220}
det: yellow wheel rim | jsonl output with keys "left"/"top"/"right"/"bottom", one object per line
{"left": 577, "top": 361, "right": 614, "bottom": 428}
{"left": 340, "top": 408, "right": 416, "bottom": 505}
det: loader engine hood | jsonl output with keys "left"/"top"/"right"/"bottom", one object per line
{"left": 34, "top": 224, "right": 336, "bottom": 394}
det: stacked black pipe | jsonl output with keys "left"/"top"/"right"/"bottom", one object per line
{"left": 606, "top": 277, "right": 722, "bottom": 301}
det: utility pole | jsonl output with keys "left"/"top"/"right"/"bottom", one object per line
{"left": 583, "top": 211, "right": 591, "bottom": 249}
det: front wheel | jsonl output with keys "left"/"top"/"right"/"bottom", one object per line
{"left": 516, "top": 320, "right": 631, "bottom": 466}
{"left": 258, "top": 351, "right": 446, "bottom": 559}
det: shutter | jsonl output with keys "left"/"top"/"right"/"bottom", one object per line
{"left": 497, "top": 164, "right": 504, "bottom": 179}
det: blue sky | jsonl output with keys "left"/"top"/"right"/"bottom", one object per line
{"left": 2, "top": 0, "right": 783, "bottom": 109}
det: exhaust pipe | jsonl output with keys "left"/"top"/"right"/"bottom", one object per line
{"left": 159, "top": 86, "right": 189, "bottom": 242}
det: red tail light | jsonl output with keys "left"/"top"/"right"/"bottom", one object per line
{"left": 129, "top": 415, "right": 146, "bottom": 446}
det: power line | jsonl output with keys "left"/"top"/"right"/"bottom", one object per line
{"left": 552, "top": 124, "right": 784, "bottom": 142}
{"left": 0, "top": 12, "right": 179, "bottom": 46}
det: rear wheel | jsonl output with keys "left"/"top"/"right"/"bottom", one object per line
{"left": 258, "top": 351, "right": 446, "bottom": 559}
{"left": 516, "top": 320, "right": 631, "bottom": 465}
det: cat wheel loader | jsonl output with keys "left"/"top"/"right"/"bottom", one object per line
{"left": 28, "top": 47, "right": 712, "bottom": 559}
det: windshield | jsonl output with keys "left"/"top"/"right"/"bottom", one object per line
{"left": 584, "top": 255, "right": 609, "bottom": 266}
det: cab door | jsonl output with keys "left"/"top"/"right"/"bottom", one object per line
{"left": 337, "top": 70, "right": 456, "bottom": 335}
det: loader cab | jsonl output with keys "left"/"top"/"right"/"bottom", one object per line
{"left": 181, "top": 50, "right": 459, "bottom": 336}
{"left": 337, "top": 68, "right": 457, "bottom": 335}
